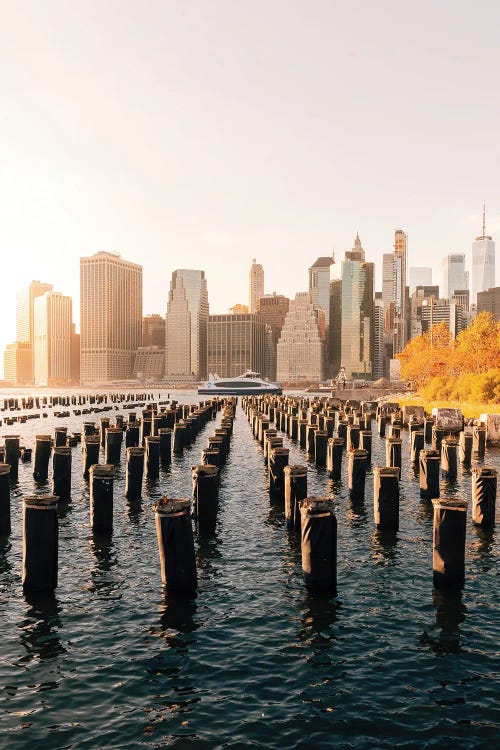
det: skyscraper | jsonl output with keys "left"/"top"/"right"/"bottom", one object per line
{"left": 471, "top": 205, "right": 496, "bottom": 309}
{"left": 80, "top": 252, "right": 142, "bottom": 384}
{"left": 340, "top": 235, "right": 374, "bottom": 379}
{"left": 442, "top": 254, "right": 468, "bottom": 298}
{"left": 207, "top": 313, "right": 266, "bottom": 378}
{"left": 308, "top": 255, "right": 335, "bottom": 326}
{"left": 142, "top": 314, "right": 165, "bottom": 347}
{"left": 165, "top": 269, "right": 208, "bottom": 381}
{"left": 33, "top": 291, "right": 72, "bottom": 386}
{"left": 393, "top": 229, "right": 408, "bottom": 354}
{"left": 256, "top": 293, "right": 290, "bottom": 380}
{"left": 249, "top": 259, "right": 264, "bottom": 313}
{"left": 277, "top": 292, "right": 326, "bottom": 383}
{"left": 16, "top": 279, "right": 53, "bottom": 382}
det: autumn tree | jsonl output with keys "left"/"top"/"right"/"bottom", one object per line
{"left": 397, "top": 321, "right": 453, "bottom": 387}
{"left": 451, "top": 312, "right": 500, "bottom": 375}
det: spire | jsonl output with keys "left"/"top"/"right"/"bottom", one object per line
{"left": 482, "top": 202, "right": 486, "bottom": 237}
{"left": 354, "top": 232, "right": 361, "bottom": 249}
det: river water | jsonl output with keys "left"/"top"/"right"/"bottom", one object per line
{"left": 0, "top": 390, "right": 498, "bottom": 749}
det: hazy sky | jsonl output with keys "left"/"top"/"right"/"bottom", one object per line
{"left": 1, "top": 0, "right": 499, "bottom": 375}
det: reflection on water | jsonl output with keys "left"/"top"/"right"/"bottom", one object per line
{"left": 196, "top": 532, "right": 223, "bottom": 578}
{"left": 469, "top": 526, "right": 495, "bottom": 571}
{"left": 347, "top": 497, "right": 367, "bottom": 527}
{"left": 89, "top": 535, "right": 120, "bottom": 596}
{"left": 420, "top": 590, "right": 467, "bottom": 655}
{"left": 298, "top": 592, "right": 340, "bottom": 648}
{"left": 126, "top": 497, "right": 143, "bottom": 524}
{"left": 19, "top": 592, "right": 65, "bottom": 661}
{"left": 151, "top": 594, "right": 199, "bottom": 650}
{"left": 0, "top": 536, "right": 12, "bottom": 576}
{"left": 371, "top": 529, "right": 398, "bottom": 566}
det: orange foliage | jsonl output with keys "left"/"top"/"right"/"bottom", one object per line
{"left": 397, "top": 312, "right": 500, "bottom": 396}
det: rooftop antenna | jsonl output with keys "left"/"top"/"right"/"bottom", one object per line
{"left": 482, "top": 201, "right": 486, "bottom": 236}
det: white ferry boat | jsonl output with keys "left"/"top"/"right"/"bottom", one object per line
{"left": 198, "top": 371, "right": 282, "bottom": 396}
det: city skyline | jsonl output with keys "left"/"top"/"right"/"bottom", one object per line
{"left": 2, "top": 1, "right": 500, "bottom": 375}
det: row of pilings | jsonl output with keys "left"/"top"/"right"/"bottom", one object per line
{"left": 0, "top": 397, "right": 237, "bottom": 594}
{"left": 242, "top": 394, "right": 497, "bottom": 595}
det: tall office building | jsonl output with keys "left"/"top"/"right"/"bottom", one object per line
{"left": 3, "top": 343, "right": 31, "bottom": 385}
{"left": 16, "top": 280, "right": 53, "bottom": 382}
{"left": 477, "top": 287, "right": 500, "bottom": 321}
{"left": 207, "top": 313, "right": 266, "bottom": 378}
{"left": 80, "top": 252, "right": 142, "bottom": 384}
{"left": 142, "top": 314, "right": 165, "bottom": 347}
{"left": 277, "top": 292, "right": 326, "bottom": 383}
{"left": 328, "top": 278, "right": 342, "bottom": 378}
{"left": 420, "top": 298, "right": 465, "bottom": 338}
{"left": 249, "top": 259, "right": 264, "bottom": 313}
{"left": 471, "top": 206, "right": 496, "bottom": 309}
{"left": 442, "top": 254, "right": 468, "bottom": 298}
{"left": 309, "top": 255, "right": 335, "bottom": 326}
{"left": 165, "top": 269, "right": 208, "bottom": 382}
{"left": 373, "top": 293, "right": 385, "bottom": 380}
{"left": 256, "top": 293, "right": 290, "bottom": 380}
{"left": 409, "top": 285, "right": 440, "bottom": 339}
{"left": 393, "top": 229, "right": 408, "bottom": 353}
{"left": 382, "top": 230, "right": 408, "bottom": 354}
{"left": 340, "top": 235, "right": 374, "bottom": 379}
{"left": 33, "top": 291, "right": 72, "bottom": 386}
{"left": 409, "top": 267, "right": 433, "bottom": 291}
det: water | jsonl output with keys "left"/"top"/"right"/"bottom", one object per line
{"left": 1, "top": 391, "right": 499, "bottom": 749}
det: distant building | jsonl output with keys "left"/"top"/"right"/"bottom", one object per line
{"left": 80, "top": 252, "right": 142, "bottom": 384}
{"left": 142, "top": 314, "right": 165, "bottom": 347}
{"left": 277, "top": 292, "right": 325, "bottom": 383}
{"left": 420, "top": 298, "right": 465, "bottom": 338}
{"left": 134, "top": 346, "right": 165, "bottom": 380}
{"left": 477, "top": 287, "right": 500, "bottom": 321}
{"left": 71, "top": 326, "right": 80, "bottom": 383}
{"left": 471, "top": 205, "right": 495, "bottom": 308}
{"left": 207, "top": 313, "right": 266, "bottom": 378}
{"left": 409, "top": 267, "right": 432, "bottom": 292}
{"left": 382, "top": 231, "right": 408, "bottom": 355}
{"left": 16, "top": 280, "right": 53, "bottom": 383}
{"left": 341, "top": 235, "right": 374, "bottom": 379}
{"left": 452, "top": 289, "right": 470, "bottom": 314}
{"left": 33, "top": 291, "right": 72, "bottom": 386}
{"left": 442, "top": 254, "right": 468, "bottom": 298}
{"left": 410, "top": 285, "right": 440, "bottom": 339}
{"left": 309, "top": 255, "right": 335, "bottom": 327}
{"left": 3, "top": 342, "right": 31, "bottom": 385}
{"left": 328, "top": 278, "right": 342, "bottom": 377}
{"left": 249, "top": 259, "right": 264, "bottom": 313}
{"left": 373, "top": 293, "right": 385, "bottom": 380}
{"left": 256, "top": 293, "right": 290, "bottom": 380}
{"left": 165, "top": 269, "right": 208, "bottom": 382}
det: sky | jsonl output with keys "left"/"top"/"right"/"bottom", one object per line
{"left": 1, "top": 0, "right": 499, "bottom": 375}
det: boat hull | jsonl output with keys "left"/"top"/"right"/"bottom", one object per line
{"left": 198, "top": 386, "right": 282, "bottom": 396}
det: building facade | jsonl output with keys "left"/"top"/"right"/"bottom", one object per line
{"left": 33, "top": 291, "right": 72, "bottom": 386}
{"left": 248, "top": 259, "right": 264, "bottom": 313}
{"left": 165, "top": 269, "right": 208, "bottom": 382}
{"left": 3, "top": 343, "right": 31, "bottom": 385}
{"left": 477, "top": 286, "right": 500, "bottom": 321}
{"left": 277, "top": 292, "right": 325, "bottom": 383}
{"left": 256, "top": 293, "right": 290, "bottom": 380}
{"left": 16, "top": 280, "right": 53, "bottom": 383}
{"left": 442, "top": 254, "right": 468, "bottom": 298}
{"left": 340, "top": 236, "right": 374, "bottom": 379}
{"left": 142, "top": 314, "right": 165, "bottom": 347}
{"left": 207, "top": 313, "right": 266, "bottom": 378}
{"left": 80, "top": 252, "right": 142, "bottom": 384}
{"left": 471, "top": 208, "right": 496, "bottom": 309}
